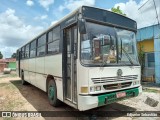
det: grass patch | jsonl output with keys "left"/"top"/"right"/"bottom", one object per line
{"left": 10, "top": 74, "right": 17, "bottom": 77}
{"left": 4, "top": 100, "right": 24, "bottom": 111}
{"left": 0, "top": 82, "right": 19, "bottom": 90}
{"left": 0, "top": 83, "right": 9, "bottom": 87}
{"left": 143, "top": 88, "right": 160, "bottom": 93}
{"left": 4, "top": 84, "right": 17, "bottom": 90}
{"left": 3, "top": 118, "right": 13, "bottom": 120}
{"left": 0, "top": 74, "right": 17, "bottom": 79}
{"left": 0, "top": 75, "right": 9, "bottom": 79}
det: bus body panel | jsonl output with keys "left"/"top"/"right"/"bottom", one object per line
{"left": 24, "top": 70, "right": 29, "bottom": 83}
{"left": 44, "top": 54, "right": 62, "bottom": 77}
{"left": 36, "top": 57, "right": 45, "bottom": 74}
{"left": 34, "top": 57, "right": 46, "bottom": 91}
{"left": 19, "top": 54, "right": 63, "bottom": 101}
{"left": 54, "top": 77, "right": 63, "bottom": 101}
{"left": 44, "top": 54, "right": 63, "bottom": 101}
{"left": 35, "top": 73, "right": 46, "bottom": 91}
{"left": 23, "top": 59, "right": 29, "bottom": 71}
{"left": 29, "top": 58, "right": 36, "bottom": 86}
{"left": 76, "top": 58, "right": 89, "bottom": 94}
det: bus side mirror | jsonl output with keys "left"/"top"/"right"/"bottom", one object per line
{"left": 78, "top": 19, "right": 86, "bottom": 34}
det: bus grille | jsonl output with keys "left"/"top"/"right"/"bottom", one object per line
{"left": 91, "top": 75, "right": 138, "bottom": 84}
{"left": 103, "top": 82, "right": 132, "bottom": 90}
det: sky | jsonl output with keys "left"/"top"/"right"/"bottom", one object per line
{"left": 0, "top": 0, "right": 159, "bottom": 58}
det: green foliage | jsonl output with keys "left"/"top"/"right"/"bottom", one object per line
{"left": 11, "top": 53, "right": 16, "bottom": 58}
{"left": 111, "top": 6, "right": 126, "bottom": 16}
{"left": 138, "top": 44, "right": 145, "bottom": 76}
{"left": 0, "top": 51, "right": 3, "bottom": 59}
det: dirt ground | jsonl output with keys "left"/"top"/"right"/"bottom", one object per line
{"left": 0, "top": 73, "right": 160, "bottom": 120}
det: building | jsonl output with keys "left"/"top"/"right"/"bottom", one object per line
{"left": 0, "top": 59, "right": 7, "bottom": 72}
{"left": 136, "top": 24, "right": 160, "bottom": 83}
{"left": 5, "top": 58, "right": 16, "bottom": 69}
{"left": 0, "top": 58, "right": 16, "bottom": 72}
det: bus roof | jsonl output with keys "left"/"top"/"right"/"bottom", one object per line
{"left": 19, "top": 6, "right": 137, "bottom": 49}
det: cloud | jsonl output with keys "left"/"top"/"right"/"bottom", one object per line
{"left": 0, "top": 46, "right": 17, "bottom": 58}
{"left": 113, "top": 0, "right": 160, "bottom": 28}
{"left": 0, "top": 8, "right": 44, "bottom": 58}
{"left": 58, "top": 5, "right": 65, "bottom": 12}
{"left": 39, "top": 0, "right": 54, "bottom": 11}
{"left": 41, "top": 15, "right": 48, "bottom": 19}
{"left": 59, "top": 0, "right": 95, "bottom": 12}
{"left": 34, "top": 15, "right": 48, "bottom": 20}
{"left": 26, "top": 0, "right": 34, "bottom": 6}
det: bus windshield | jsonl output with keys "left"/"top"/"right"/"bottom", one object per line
{"left": 80, "top": 22, "right": 139, "bottom": 66}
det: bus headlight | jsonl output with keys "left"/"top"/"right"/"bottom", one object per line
{"left": 95, "top": 86, "right": 101, "bottom": 91}
{"left": 90, "top": 86, "right": 101, "bottom": 92}
{"left": 90, "top": 87, "right": 94, "bottom": 92}
{"left": 133, "top": 81, "right": 140, "bottom": 85}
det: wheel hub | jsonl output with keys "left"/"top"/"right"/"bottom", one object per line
{"left": 49, "top": 86, "right": 54, "bottom": 100}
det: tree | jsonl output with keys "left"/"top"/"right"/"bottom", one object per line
{"left": 0, "top": 51, "right": 3, "bottom": 59}
{"left": 11, "top": 53, "right": 16, "bottom": 58}
{"left": 138, "top": 44, "right": 145, "bottom": 82}
{"left": 111, "top": 6, "right": 126, "bottom": 16}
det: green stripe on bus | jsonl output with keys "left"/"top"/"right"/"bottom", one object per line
{"left": 98, "top": 88, "right": 139, "bottom": 106}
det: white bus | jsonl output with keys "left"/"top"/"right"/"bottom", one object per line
{"left": 16, "top": 6, "right": 142, "bottom": 111}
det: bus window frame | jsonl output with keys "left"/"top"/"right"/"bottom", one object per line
{"left": 25, "top": 44, "right": 30, "bottom": 59}
{"left": 79, "top": 20, "right": 140, "bottom": 67}
{"left": 37, "top": 33, "right": 46, "bottom": 57}
{"left": 30, "top": 39, "right": 37, "bottom": 58}
{"left": 47, "top": 26, "right": 61, "bottom": 55}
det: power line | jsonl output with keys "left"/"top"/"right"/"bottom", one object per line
{"left": 138, "top": 0, "right": 160, "bottom": 28}
{"left": 138, "top": 0, "right": 151, "bottom": 10}
{"left": 152, "top": 0, "right": 160, "bottom": 28}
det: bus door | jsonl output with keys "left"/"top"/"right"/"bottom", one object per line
{"left": 63, "top": 25, "right": 77, "bottom": 105}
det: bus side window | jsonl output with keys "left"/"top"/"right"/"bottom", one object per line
{"left": 47, "top": 26, "right": 60, "bottom": 54}
{"left": 30, "top": 40, "right": 36, "bottom": 58}
{"left": 25, "top": 44, "right": 29, "bottom": 58}
{"left": 37, "top": 34, "right": 46, "bottom": 56}
{"left": 21, "top": 47, "right": 25, "bottom": 59}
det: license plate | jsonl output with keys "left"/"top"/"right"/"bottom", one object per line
{"left": 116, "top": 92, "right": 126, "bottom": 98}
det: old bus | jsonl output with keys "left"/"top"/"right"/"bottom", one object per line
{"left": 16, "top": 6, "right": 142, "bottom": 111}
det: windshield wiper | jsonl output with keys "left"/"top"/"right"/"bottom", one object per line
{"left": 101, "top": 60, "right": 107, "bottom": 67}
{"left": 121, "top": 47, "right": 134, "bottom": 65}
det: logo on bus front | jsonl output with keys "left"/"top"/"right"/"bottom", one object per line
{"left": 117, "top": 69, "right": 123, "bottom": 77}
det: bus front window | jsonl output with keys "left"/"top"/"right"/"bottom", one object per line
{"left": 116, "top": 29, "right": 139, "bottom": 65}
{"left": 81, "top": 22, "right": 117, "bottom": 65}
{"left": 80, "top": 22, "right": 139, "bottom": 66}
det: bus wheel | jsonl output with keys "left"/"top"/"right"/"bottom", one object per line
{"left": 21, "top": 72, "right": 27, "bottom": 85}
{"left": 47, "top": 80, "right": 61, "bottom": 107}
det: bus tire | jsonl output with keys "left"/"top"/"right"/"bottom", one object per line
{"left": 21, "top": 71, "right": 27, "bottom": 85}
{"left": 47, "top": 79, "right": 61, "bottom": 107}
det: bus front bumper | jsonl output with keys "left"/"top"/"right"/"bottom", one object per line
{"left": 78, "top": 86, "right": 142, "bottom": 111}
